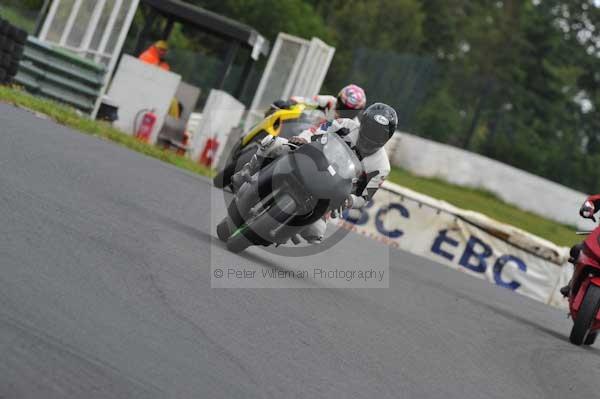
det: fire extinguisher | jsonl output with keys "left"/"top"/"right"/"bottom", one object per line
{"left": 199, "top": 137, "right": 219, "bottom": 167}
{"left": 135, "top": 109, "right": 157, "bottom": 143}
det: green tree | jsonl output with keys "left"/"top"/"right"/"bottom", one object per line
{"left": 414, "top": 0, "right": 600, "bottom": 192}
{"left": 187, "top": 0, "right": 332, "bottom": 42}
{"left": 323, "top": 0, "right": 424, "bottom": 94}
{"left": 181, "top": 0, "right": 600, "bottom": 191}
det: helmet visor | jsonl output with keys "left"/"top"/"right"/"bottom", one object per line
{"left": 357, "top": 117, "right": 392, "bottom": 155}
{"left": 336, "top": 94, "right": 364, "bottom": 119}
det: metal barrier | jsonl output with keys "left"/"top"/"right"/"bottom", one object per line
{"left": 14, "top": 37, "right": 106, "bottom": 114}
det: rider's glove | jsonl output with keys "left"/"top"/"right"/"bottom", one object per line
{"left": 337, "top": 127, "right": 351, "bottom": 137}
{"left": 331, "top": 195, "right": 357, "bottom": 218}
{"left": 273, "top": 99, "right": 296, "bottom": 110}
{"left": 580, "top": 200, "right": 597, "bottom": 222}
{"left": 288, "top": 136, "right": 308, "bottom": 146}
{"left": 265, "top": 99, "right": 296, "bottom": 117}
{"left": 343, "top": 196, "right": 353, "bottom": 209}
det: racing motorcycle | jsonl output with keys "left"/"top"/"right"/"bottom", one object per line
{"left": 213, "top": 103, "right": 324, "bottom": 189}
{"left": 216, "top": 132, "right": 363, "bottom": 253}
{"left": 566, "top": 222, "right": 600, "bottom": 345}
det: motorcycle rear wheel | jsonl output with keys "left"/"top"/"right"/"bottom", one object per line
{"left": 569, "top": 284, "right": 600, "bottom": 346}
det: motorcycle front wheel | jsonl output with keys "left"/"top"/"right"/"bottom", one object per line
{"left": 584, "top": 331, "right": 597, "bottom": 346}
{"left": 226, "top": 194, "right": 296, "bottom": 253}
{"left": 569, "top": 284, "right": 600, "bottom": 345}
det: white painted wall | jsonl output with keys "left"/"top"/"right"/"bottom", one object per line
{"left": 386, "top": 133, "right": 591, "bottom": 230}
{"left": 189, "top": 89, "right": 245, "bottom": 165}
{"left": 108, "top": 55, "right": 181, "bottom": 144}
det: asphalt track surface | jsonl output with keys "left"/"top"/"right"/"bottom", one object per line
{"left": 1, "top": 102, "right": 600, "bottom": 398}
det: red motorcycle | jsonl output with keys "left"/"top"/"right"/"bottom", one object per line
{"left": 567, "top": 226, "right": 600, "bottom": 345}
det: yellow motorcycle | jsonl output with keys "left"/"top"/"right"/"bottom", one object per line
{"left": 213, "top": 103, "right": 325, "bottom": 188}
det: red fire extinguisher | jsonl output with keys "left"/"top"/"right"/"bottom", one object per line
{"left": 199, "top": 137, "right": 219, "bottom": 167}
{"left": 135, "top": 109, "right": 157, "bottom": 143}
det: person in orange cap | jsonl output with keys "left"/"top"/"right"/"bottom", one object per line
{"left": 138, "top": 40, "right": 170, "bottom": 71}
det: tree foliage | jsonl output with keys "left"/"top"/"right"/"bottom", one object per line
{"left": 184, "top": 0, "right": 600, "bottom": 192}
{"left": 9, "top": 0, "right": 600, "bottom": 192}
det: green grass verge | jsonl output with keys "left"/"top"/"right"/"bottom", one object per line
{"left": 0, "top": 86, "right": 213, "bottom": 177}
{"left": 388, "top": 168, "right": 577, "bottom": 246}
{"left": 0, "top": 85, "right": 576, "bottom": 246}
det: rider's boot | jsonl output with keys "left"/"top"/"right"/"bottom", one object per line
{"left": 561, "top": 244, "right": 583, "bottom": 297}
{"left": 560, "top": 283, "right": 571, "bottom": 298}
{"left": 299, "top": 218, "right": 326, "bottom": 244}
{"left": 231, "top": 136, "right": 285, "bottom": 192}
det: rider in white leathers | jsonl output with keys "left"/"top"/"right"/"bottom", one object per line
{"left": 269, "top": 84, "right": 367, "bottom": 122}
{"left": 233, "top": 103, "right": 398, "bottom": 244}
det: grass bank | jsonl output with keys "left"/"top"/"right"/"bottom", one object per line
{"left": 388, "top": 168, "right": 576, "bottom": 246}
{"left": 0, "top": 85, "right": 212, "bottom": 177}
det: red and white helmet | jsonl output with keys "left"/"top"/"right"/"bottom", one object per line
{"left": 336, "top": 84, "right": 367, "bottom": 112}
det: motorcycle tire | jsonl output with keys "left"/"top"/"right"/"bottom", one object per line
{"left": 0, "top": 56, "right": 10, "bottom": 69}
{"left": 2, "top": 39, "right": 14, "bottom": 54}
{"left": 12, "top": 43, "right": 24, "bottom": 59}
{"left": 0, "top": 49, "right": 10, "bottom": 61}
{"left": 216, "top": 217, "right": 232, "bottom": 242}
{"left": 225, "top": 226, "right": 253, "bottom": 253}
{"left": 11, "top": 28, "right": 27, "bottom": 45}
{"left": 569, "top": 284, "right": 600, "bottom": 345}
{"left": 5, "top": 26, "right": 20, "bottom": 42}
{"left": 584, "top": 331, "right": 597, "bottom": 346}
{"left": 7, "top": 59, "right": 19, "bottom": 77}
{"left": 226, "top": 194, "right": 296, "bottom": 253}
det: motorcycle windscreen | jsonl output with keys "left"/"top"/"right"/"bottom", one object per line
{"left": 321, "top": 133, "right": 363, "bottom": 180}
{"left": 278, "top": 111, "right": 325, "bottom": 139}
{"left": 289, "top": 133, "right": 362, "bottom": 209}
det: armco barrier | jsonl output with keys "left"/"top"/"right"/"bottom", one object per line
{"left": 13, "top": 37, "right": 106, "bottom": 114}
{"left": 0, "top": 17, "right": 27, "bottom": 84}
{"left": 337, "top": 181, "right": 572, "bottom": 309}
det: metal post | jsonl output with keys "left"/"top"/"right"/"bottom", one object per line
{"left": 311, "top": 41, "right": 335, "bottom": 97}
{"left": 162, "top": 18, "right": 175, "bottom": 39}
{"left": 294, "top": 38, "right": 326, "bottom": 97}
{"left": 249, "top": 34, "right": 283, "bottom": 112}
{"left": 91, "top": 0, "right": 141, "bottom": 119}
{"left": 59, "top": 0, "right": 83, "bottom": 46}
{"left": 282, "top": 43, "right": 308, "bottom": 99}
{"left": 215, "top": 42, "right": 240, "bottom": 90}
{"left": 34, "top": 0, "right": 52, "bottom": 36}
{"left": 79, "top": 0, "right": 107, "bottom": 55}
{"left": 95, "top": 0, "right": 124, "bottom": 63}
{"left": 39, "top": 0, "right": 61, "bottom": 40}
{"left": 107, "top": 0, "right": 141, "bottom": 76}
{"left": 133, "top": 7, "right": 158, "bottom": 56}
